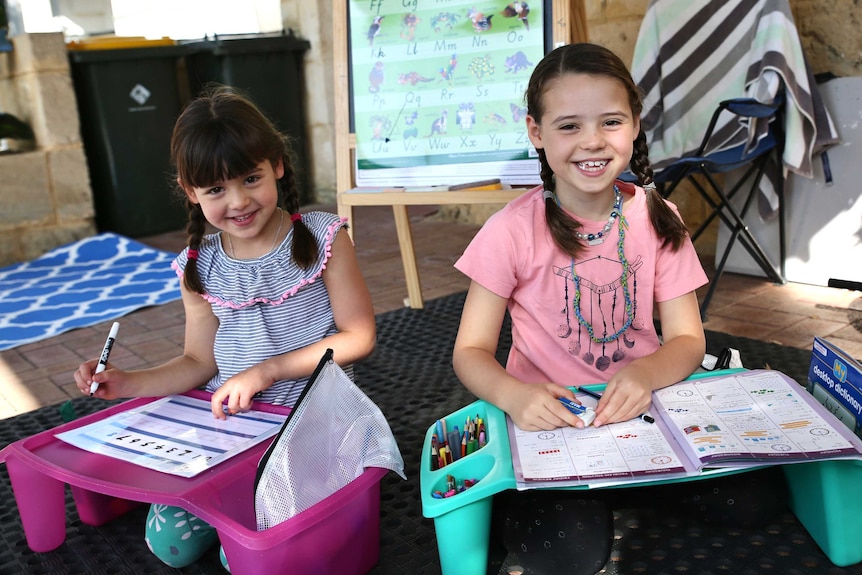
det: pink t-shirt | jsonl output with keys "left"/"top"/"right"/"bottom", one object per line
{"left": 455, "top": 182, "right": 708, "bottom": 386}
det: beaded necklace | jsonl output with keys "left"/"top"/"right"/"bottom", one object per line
{"left": 569, "top": 185, "right": 634, "bottom": 344}
{"left": 574, "top": 185, "right": 622, "bottom": 245}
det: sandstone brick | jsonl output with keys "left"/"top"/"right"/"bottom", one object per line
{"left": 588, "top": 20, "right": 641, "bottom": 66}
{"left": 10, "top": 32, "right": 70, "bottom": 74}
{"left": 0, "top": 230, "right": 22, "bottom": 264}
{"left": 586, "top": 0, "right": 651, "bottom": 22}
{"left": 17, "top": 71, "right": 81, "bottom": 147}
{"left": 0, "top": 77, "right": 20, "bottom": 114}
{"left": 0, "top": 51, "right": 11, "bottom": 79}
{"left": 48, "top": 145, "right": 95, "bottom": 221}
{"left": 0, "top": 151, "right": 52, "bottom": 228}
{"left": 796, "top": 6, "right": 862, "bottom": 76}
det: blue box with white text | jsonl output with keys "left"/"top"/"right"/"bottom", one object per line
{"left": 806, "top": 337, "right": 862, "bottom": 440}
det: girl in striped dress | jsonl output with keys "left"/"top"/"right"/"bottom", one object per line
{"left": 73, "top": 86, "right": 376, "bottom": 570}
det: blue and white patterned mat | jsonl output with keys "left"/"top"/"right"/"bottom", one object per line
{"left": 0, "top": 233, "right": 181, "bottom": 352}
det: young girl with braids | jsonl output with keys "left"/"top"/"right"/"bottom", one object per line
{"left": 451, "top": 44, "right": 791, "bottom": 575}
{"left": 454, "top": 43, "right": 707, "bottom": 432}
{"left": 73, "top": 86, "right": 376, "bottom": 569}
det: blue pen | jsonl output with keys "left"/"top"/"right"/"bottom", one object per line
{"left": 558, "top": 397, "right": 588, "bottom": 415}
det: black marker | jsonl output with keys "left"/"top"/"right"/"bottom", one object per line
{"left": 577, "top": 387, "right": 603, "bottom": 401}
{"left": 89, "top": 322, "right": 119, "bottom": 396}
{"left": 579, "top": 387, "right": 654, "bottom": 424}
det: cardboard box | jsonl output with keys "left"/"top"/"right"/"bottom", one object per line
{"left": 807, "top": 337, "right": 862, "bottom": 439}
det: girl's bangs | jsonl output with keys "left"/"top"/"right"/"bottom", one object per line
{"left": 181, "top": 125, "right": 264, "bottom": 188}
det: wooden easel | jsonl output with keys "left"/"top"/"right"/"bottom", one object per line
{"left": 333, "top": 0, "right": 587, "bottom": 309}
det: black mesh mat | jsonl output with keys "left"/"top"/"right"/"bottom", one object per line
{"left": 0, "top": 292, "right": 860, "bottom": 574}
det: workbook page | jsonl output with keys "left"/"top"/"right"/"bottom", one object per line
{"left": 653, "top": 370, "right": 862, "bottom": 467}
{"left": 509, "top": 395, "right": 691, "bottom": 485}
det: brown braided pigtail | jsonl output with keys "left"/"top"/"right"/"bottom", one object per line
{"left": 630, "top": 129, "right": 688, "bottom": 250}
{"left": 538, "top": 149, "right": 585, "bottom": 258}
{"left": 629, "top": 131, "right": 654, "bottom": 187}
{"left": 279, "top": 151, "right": 318, "bottom": 269}
{"left": 182, "top": 200, "right": 208, "bottom": 294}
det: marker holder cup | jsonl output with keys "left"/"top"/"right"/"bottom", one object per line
{"left": 420, "top": 400, "right": 516, "bottom": 575}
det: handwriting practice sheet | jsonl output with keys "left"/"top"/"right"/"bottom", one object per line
{"left": 57, "top": 395, "right": 287, "bottom": 477}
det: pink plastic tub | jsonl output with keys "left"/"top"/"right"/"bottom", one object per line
{"left": 0, "top": 390, "right": 386, "bottom": 575}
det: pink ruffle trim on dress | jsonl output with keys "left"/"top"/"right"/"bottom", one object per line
{"left": 173, "top": 217, "right": 345, "bottom": 309}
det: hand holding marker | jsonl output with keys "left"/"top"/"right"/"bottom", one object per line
{"left": 577, "top": 386, "right": 655, "bottom": 424}
{"left": 89, "top": 322, "right": 119, "bottom": 396}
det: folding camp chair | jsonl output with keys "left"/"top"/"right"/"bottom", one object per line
{"left": 626, "top": 0, "right": 837, "bottom": 319}
{"left": 653, "top": 94, "right": 787, "bottom": 319}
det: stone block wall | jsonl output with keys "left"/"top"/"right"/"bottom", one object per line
{"left": 0, "top": 32, "right": 95, "bottom": 267}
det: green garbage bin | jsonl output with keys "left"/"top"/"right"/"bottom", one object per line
{"left": 184, "top": 31, "right": 312, "bottom": 204}
{"left": 68, "top": 38, "right": 188, "bottom": 238}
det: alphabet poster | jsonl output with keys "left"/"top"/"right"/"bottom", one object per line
{"left": 349, "top": 0, "right": 547, "bottom": 187}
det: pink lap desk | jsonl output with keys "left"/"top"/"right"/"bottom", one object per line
{"left": 0, "top": 390, "right": 386, "bottom": 575}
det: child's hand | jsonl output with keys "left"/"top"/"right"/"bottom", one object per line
{"left": 73, "top": 359, "right": 128, "bottom": 399}
{"left": 592, "top": 365, "right": 653, "bottom": 426}
{"left": 502, "top": 382, "right": 588, "bottom": 431}
{"left": 210, "top": 366, "right": 274, "bottom": 419}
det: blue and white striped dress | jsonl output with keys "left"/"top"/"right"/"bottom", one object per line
{"left": 172, "top": 211, "right": 350, "bottom": 407}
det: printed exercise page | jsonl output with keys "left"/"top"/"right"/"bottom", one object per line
{"left": 57, "top": 395, "right": 287, "bottom": 477}
{"left": 653, "top": 370, "right": 862, "bottom": 468}
{"left": 509, "top": 396, "right": 690, "bottom": 485}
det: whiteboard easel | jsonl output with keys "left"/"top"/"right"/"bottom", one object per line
{"left": 333, "top": 0, "right": 587, "bottom": 309}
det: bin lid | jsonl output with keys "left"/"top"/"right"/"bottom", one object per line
{"left": 67, "top": 36, "right": 177, "bottom": 51}
{"left": 182, "top": 31, "right": 310, "bottom": 55}
{"left": 67, "top": 37, "right": 187, "bottom": 63}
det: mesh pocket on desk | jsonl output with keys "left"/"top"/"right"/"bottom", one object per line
{"left": 254, "top": 349, "right": 405, "bottom": 530}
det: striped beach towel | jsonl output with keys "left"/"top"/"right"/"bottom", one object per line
{"left": 631, "top": 0, "right": 838, "bottom": 219}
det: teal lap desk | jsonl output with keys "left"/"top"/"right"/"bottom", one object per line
{"left": 0, "top": 390, "right": 387, "bottom": 575}
{"left": 420, "top": 375, "right": 862, "bottom": 575}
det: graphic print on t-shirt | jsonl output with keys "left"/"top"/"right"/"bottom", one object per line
{"left": 553, "top": 254, "right": 644, "bottom": 371}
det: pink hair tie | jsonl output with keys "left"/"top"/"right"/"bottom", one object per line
{"left": 187, "top": 249, "right": 199, "bottom": 260}
{"left": 290, "top": 213, "right": 302, "bottom": 223}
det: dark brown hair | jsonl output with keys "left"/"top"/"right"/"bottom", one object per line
{"left": 171, "top": 85, "right": 317, "bottom": 294}
{"left": 524, "top": 43, "right": 688, "bottom": 257}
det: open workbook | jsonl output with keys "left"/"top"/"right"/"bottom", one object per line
{"left": 508, "top": 370, "right": 862, "bottom": 489}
